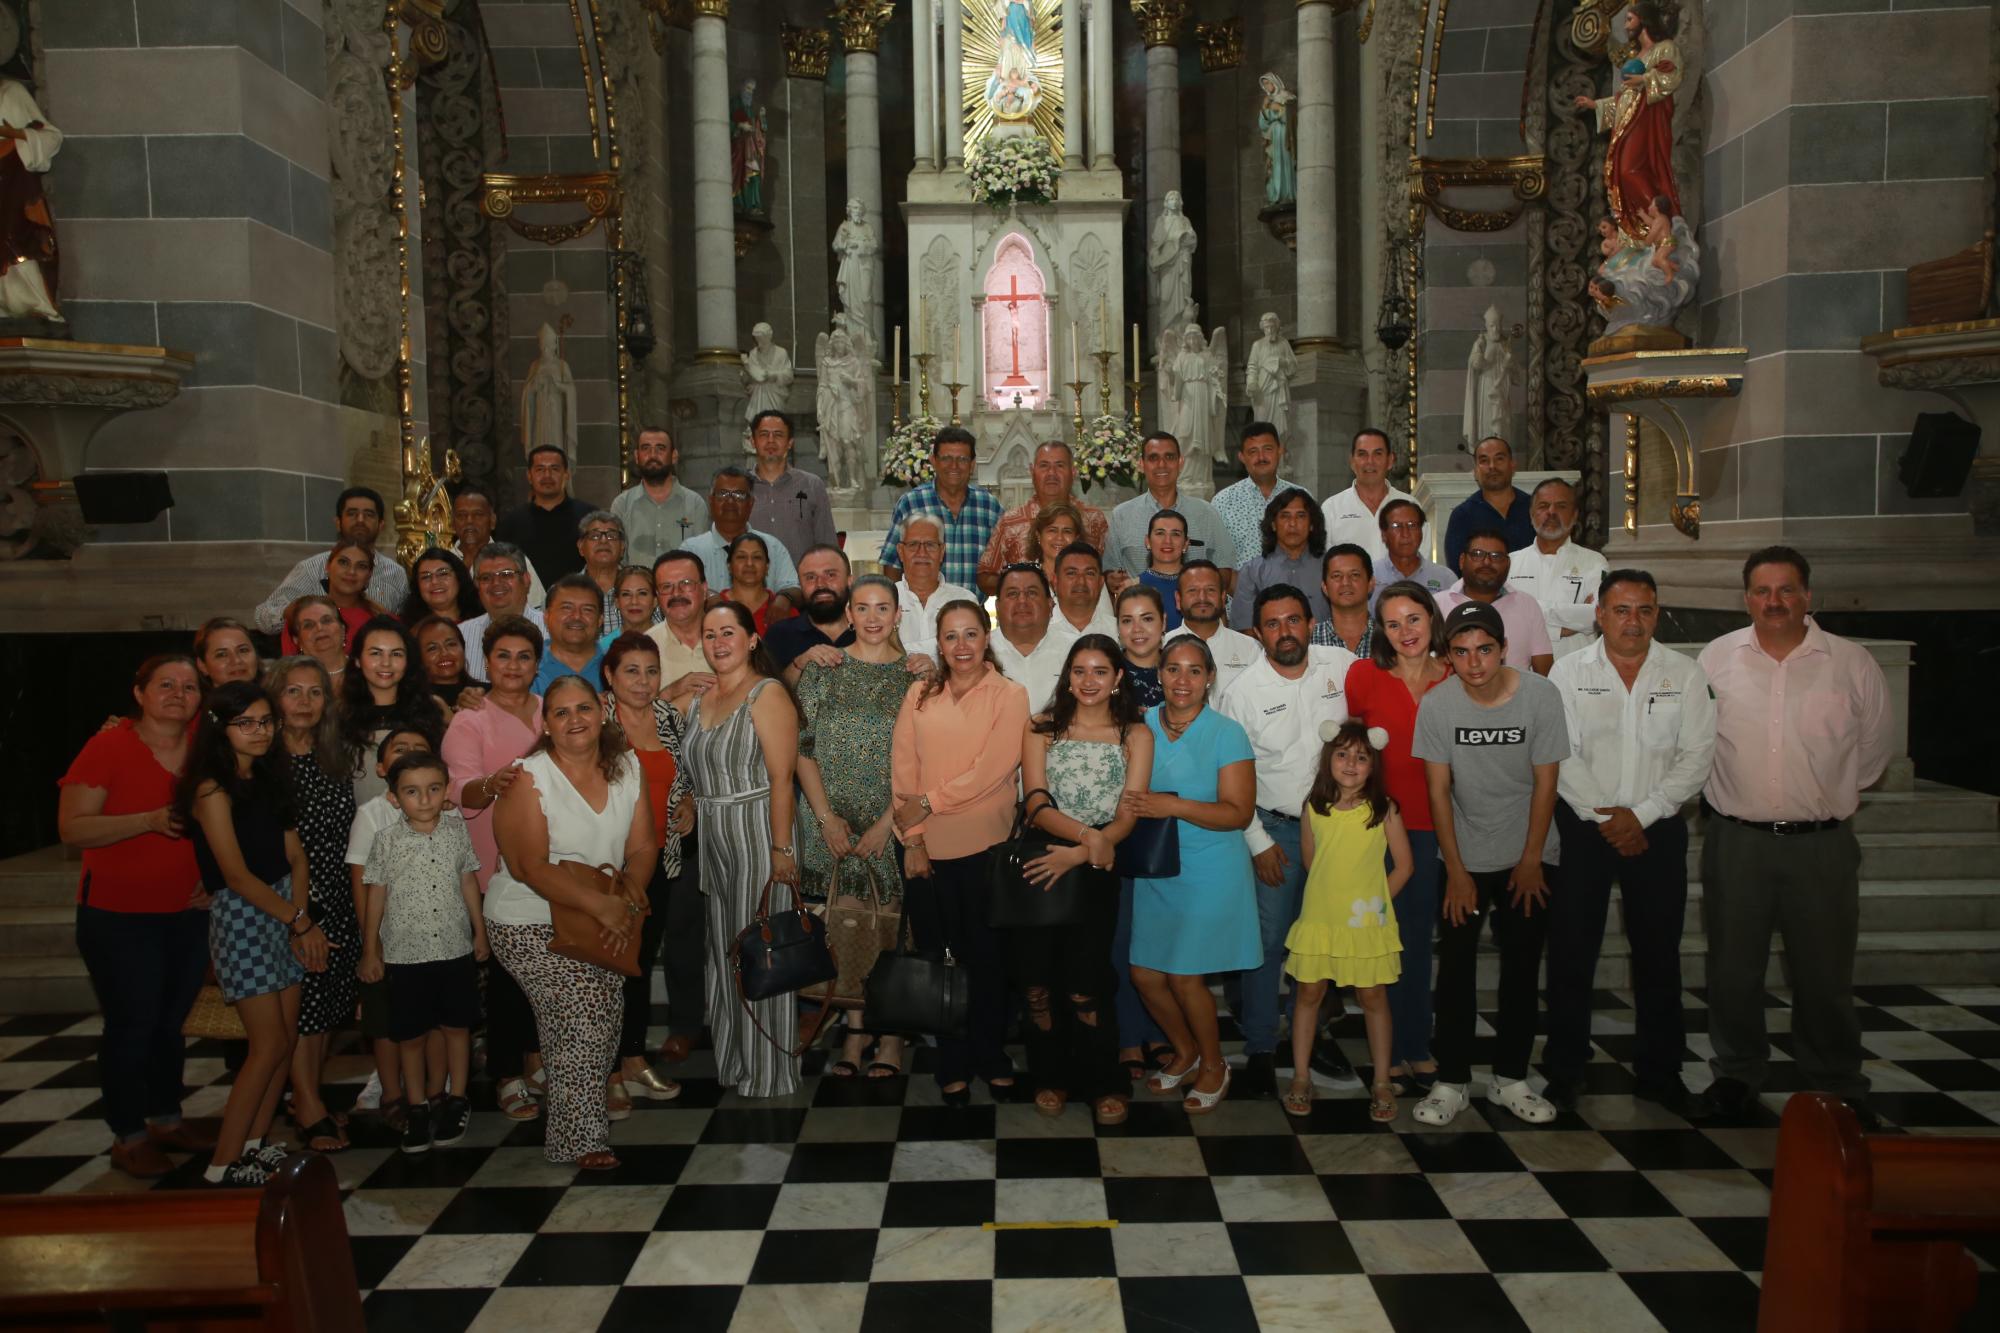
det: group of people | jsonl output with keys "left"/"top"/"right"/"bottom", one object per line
{"left": 60, "top": 414, "right": 1894, "bottom": 1188}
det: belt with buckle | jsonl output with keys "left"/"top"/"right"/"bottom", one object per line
{"left": 1258, "top": 807, "right": 1299, "bottom": 823}
{"left": 1711, "top": 809, "right": 1844, "bottom": 837}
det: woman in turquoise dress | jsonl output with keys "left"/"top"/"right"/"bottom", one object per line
{"left": 1123, "top": 635, "right": 1261, "bottom": 1113}
{"left": 796, "top": 576, "right": 911, "bottom": 1077}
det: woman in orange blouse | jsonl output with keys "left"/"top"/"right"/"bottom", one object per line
{"left": 891, "top": 600, "right": 1030, "bottom": 1107}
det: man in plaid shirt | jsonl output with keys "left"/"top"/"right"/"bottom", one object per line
{"left": 877, "top": 426, "right": 1004, "bottom": 589}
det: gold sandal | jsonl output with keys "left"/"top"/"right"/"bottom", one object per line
{"left": 1282, "top": 1079, "right": 1314, "bottom": 1118}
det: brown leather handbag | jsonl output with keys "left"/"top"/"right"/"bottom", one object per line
{"left": 801, "top": 858, "right": 898, "bottom": 1006}
{"left": 547, "top": 861, "right": 647, "bottom": 976}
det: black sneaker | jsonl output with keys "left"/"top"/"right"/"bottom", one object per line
{"left": 1688, "top": 1076, "right": 1757, "bottom": 1124}
{"left": 1541, "top": 1075, "right": 1582, "bottom": 1113}
{"left": 1241, "top": 1052, "right": 1278, "bottom": 1100}
{"left": 1309, "top": 1043, "right": 1360, "bottom": 1086}
{"left": 220, "top": 1154, "right": 273, "bottom": 1187}
{"left": 401, "top": 1102, "right": 434, "bottom": 1155}
{"left": 1633, "top": 1076, "right": 1696, "bottom": 1118}
{"left": 432, "top": 1095, "right": 471, "bottom": 1148}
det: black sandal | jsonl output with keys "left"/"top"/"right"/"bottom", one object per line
{"left": 299, "top": 1116, "right": 347, "bottom": 1153}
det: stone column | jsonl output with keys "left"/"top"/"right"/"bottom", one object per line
{"left": 942, "top": 0, "right": 965, "bottom": 168}
{"left": 912, "top": 0, "right": 937, "bottom": 171}
{"left": 1088, "top": 0, "right": 1115, "bottom": 167}
{"left": 690, "top": 0, "right": 739, "bottom": 360}
{"left": 835, "top": 1, "right": 896, "bottom": 350}
{"left": 1132, "top": 1, "right": 1187, "bottom": 333}
{"left": 1295, "top": 0, "right": 1337, "bottom": 349}
{"left": 1060, "top": 0, "right": 1084, "bottom": 169}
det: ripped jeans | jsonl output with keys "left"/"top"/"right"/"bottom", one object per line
{"left": 1002, "top": 865, "right": 1127, "bottom": 1102}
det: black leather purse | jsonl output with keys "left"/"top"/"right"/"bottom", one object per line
{"left": 732, "top": 876, "right": 838, "bottom": 1002}
{"left": 988, "top": 789, "right": 1090, "bottom": 927}
{"left": 1113, "top": 794, "right": 1181, "bottom": 878}
{"left": 863, "top": 908, "right": 970, "bottom": 1038}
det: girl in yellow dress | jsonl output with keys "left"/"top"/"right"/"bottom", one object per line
{"left": 1286, "top": 720, "right": 1414, "bottom": 1122}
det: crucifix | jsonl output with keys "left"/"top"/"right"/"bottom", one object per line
{"left": 997, "top": 273, "right": 1041, "bottom": 391}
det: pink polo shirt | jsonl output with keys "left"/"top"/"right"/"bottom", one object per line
{"left": 1437, "top": 583, "right": 1555, "bottom": 670}
{"left": 1697, "top": 619, "right": 1890, "bottom": 823}
{"left": 890, "top": 669, "right": 1030, "bottom": 860}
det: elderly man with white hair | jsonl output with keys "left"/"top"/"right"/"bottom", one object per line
{"left": 892, "top": 514, "right": 976, "bottom": 656}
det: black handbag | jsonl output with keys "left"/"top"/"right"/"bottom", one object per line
{"left": 863, "top": 906, "right": 970, "bottom": 1038}
{"left": 731, "top": 876, "right": 839, "bottom": 1056}
{"left": 988, "top": 789, "right": 1090, "bottom": 927}
{"left": 1114, "top": 794, "right": 1181, "bottom": 878}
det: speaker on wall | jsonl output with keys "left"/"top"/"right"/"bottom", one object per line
{"left": 1897, "top": 412, "right": 1980, "bottom": 499}
{"left": 73, "top": 471, "right": 174, "bottom": 525}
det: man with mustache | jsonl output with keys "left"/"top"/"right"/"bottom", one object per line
{"left": 1372, "top": 498, "right": 1451, "bottom": 605}
{"left": 1438, "top": 530, "right": 1554, "bottom": 675}
{"left": 645, "top": 550, "right": 714, "bottom": 711}
{"left": 976, "top": 441, "right": 1110, "bottom": 595}
{"left": 611, "top": 425, "right": 709, "bottom": 569}
{"left": 532, "top": 574, "right": 608, "bottom": 694}
{"left": 766, "top": 544, "right": 858, "bottom": 679}
{"left": 1691, "top": 547, "right": 1890, "bottom": 1129}
{"left": 1216, "top": 584, "right": 1360, "bottom": 1094}
{"left": 1544, "top": 569, "right": 1714, "bottom": 1116}
{"left": 988, "top": 563, "right": 1072, "bottom": 716}
{"left": 1164, "top": 560, "right": 1262, "bottom": 695}
{"left": 458, "top": 543, "right": 546, "bottom": 684}
{"left": 1507, "top": 478, "right": 1606, "bottom": 662}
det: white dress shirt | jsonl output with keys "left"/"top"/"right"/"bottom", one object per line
{"left": 1508, "top": 538, "right": 1608, "bottom": 660}
{"left": 991, "top": 621, "right": 1079, "bottom": 716}
{"left": 1320, "top": 484, "right": 1413, "bottom": 563}
{"left": 1550, "top": 639, "right": 1716, "bottom": 828}
{"left": 1056, "top": 592, "right": 1118, "bottom": 639}
{"left": 1165, "top": 622, "right": 1264, "bottom": 696}
{"left": 1215, "top": 644, "right": 1356, "bottom": 854}
{"left": 896, "top": 578, "right": 977, "bottom": 655}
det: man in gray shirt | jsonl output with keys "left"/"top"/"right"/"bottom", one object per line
{"left": 1412, "top": 600, "right": 1569, "bottom": 1129}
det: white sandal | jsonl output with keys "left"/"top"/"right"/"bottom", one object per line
{"left": 1413, "top": 1081, "right": 1470, "bottom": 1127}
{"left": 1489, "top": 1078, "right": 1557, "bottom": 1124}
{"left": 1183, "top": 1066, "right": 1232, "bottom": 1115}
{"left": 1146, "top": 1055, "right": 1200, "bottom": 1095}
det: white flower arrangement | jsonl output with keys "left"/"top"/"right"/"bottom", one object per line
{"left": 966, "top": 135, "right": 1061, "bottom": 208}
{"left": 881, "top": 414, "right": 944, "bottom": 487}
{"left": 1072, "top": 413, "right": 1141, "bottom": 492}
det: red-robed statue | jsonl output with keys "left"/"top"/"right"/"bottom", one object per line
{"left": 1574, "top": 3, "right": 1682, "bottom": 240}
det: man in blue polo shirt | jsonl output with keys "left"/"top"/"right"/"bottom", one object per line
{"left": 1442, "top": 435, "right": 1534, "bottom": 571}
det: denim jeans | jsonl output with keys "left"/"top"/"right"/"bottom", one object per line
{"left": 1224, "top": 810, "right": 1307, "bottom": 1056}
{"left": 75, "top": 906, "right": 209, "bottom": 1140}
{"left": 1387, "top": 830, "right": 1441, "bottom": 1068}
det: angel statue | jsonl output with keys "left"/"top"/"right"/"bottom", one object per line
{"left": 1257, "top": 73, "right": 1296, "bottom": 208}
{"left": 1156, "top": 324, "right": 1229, "bottom": 499}
{"left": 815, "top": 326, "right": 876, "bottom": 495}
{"left": 1573, "top": 2, "right": 1683, "bottom": 240}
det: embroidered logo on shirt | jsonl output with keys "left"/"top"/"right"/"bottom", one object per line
{"left": 1454, "top": 726, "right": 1526, "bottom": 745}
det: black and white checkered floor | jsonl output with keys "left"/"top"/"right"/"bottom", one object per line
{"left": 4, "top": 985, "right": 1999, "bottom": 1332}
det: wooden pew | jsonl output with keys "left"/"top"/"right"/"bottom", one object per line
{"left": 0, "top": 1153, "right": 363, "bottom": 1331}
{"left": 1760, "top": 1091, "right": 2000, "bottom": 1332}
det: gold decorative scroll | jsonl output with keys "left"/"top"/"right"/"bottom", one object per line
{"left": 783, "top": 23, "right": 834, "bottom": 79}
{"left": 1583, "top": 374, "right": 1742, "bottom": 406}
{"left": 1195, "top": 18, "right": 1242, "bottom": 72}
{"left": 832, "top": 0, "right": 896, "bottom": 53}
{"left": 962, "top": 0, "right": 1067, "bottom": 157}
{"left": 1129, "top": 0, "right": 1188, "bottom": 48}
{"left": 479, "top": 171, "right": 621, "bottom": 245}
{"left": 1410, "top": 153, "right": 1546, "bottom": 232}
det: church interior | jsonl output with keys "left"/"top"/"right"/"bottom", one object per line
{"left": 0, "top": 1, "right": 1998, "bottom": 1329}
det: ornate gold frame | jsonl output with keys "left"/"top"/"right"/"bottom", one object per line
{"left": 478, "top": 171, "right": 623, "bottom": 245}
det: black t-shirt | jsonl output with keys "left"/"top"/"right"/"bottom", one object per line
{"left": 495, "top": 497, "right": 595, "bottom": 589}
{"left": 764, "top": 616, "right": 857, "bottom": 671}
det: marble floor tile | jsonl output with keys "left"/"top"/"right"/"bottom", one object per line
{"left": 1881, "top": 1005, "right": 1999, "bottom": 1031}
{"left": 1496, "top": 1271, "right": 1666, "bottom": 1332}
{"left": 990, "top": 1277, "right": 1125, "bottom": 1333}
{"left": 1109, "top": 1221, "right": 1242, "bottom": 1277}
{"left": 344, "top": 1188, "right": 462, "bottom": 1236}
{"left": 1242, "top": 1274, "right": 1395, "bottom": 1332}
{"left": 1857, "top": 1031, "right": 1978, "bottom": 1061}
{"left": 869, "top": 1225, "right": 995, "bottom": 1282}
{"left": 625, "top": 1229, "right": 762, "bottom": 1286}
{"left": 890, "top": 1138, "right": 998, "bottom": 1181}
{"left": 466, "top": 1285, "right": 617, "bottom": 1333}
{"left": 796, "top": 1107, "right": 903, "bottom": 1143}
{"left": 1641, "top": 1169, "right": 1772, "bottom": 1218}
{"left": 679, "top": 1142, "right": 795, "bottom": 1186}
{"left": 1700, "top": 1128, "right": 1781, "bottom": 1170}
{"left": 540, "top": 1184, "right": 673, "bottom": 1232}
{"left": 1499, "top": 1130, "right": 1633, "bottom": 1173}
{"left": 1428, "top": 1171, "right": 1567, "bottom": 1221}
{"left": 1296, "top": 1132, "right": 1420, "bottom": 1175}
{"left": 1210, "top": 1173, "right": 1339, "bottom": 1223}
{"left": 376, "top": 1234, "right": 534, "bottom": 1290}
{"left": 0, "top": 1087, "right": 99, "bottom": 1122}
{"left": 767, "top": 1182, "right": 890, "bottom": 1230}
{"left": 611, "top": 1109, "right": 711, "bottom": 1144}
{"left": 991, "top": 1175, "right": 1109, "bottom": 1223}
{"left": 328, "top": 1148, "right": 395, "bottom": 1192}
{"left": 466, "top": 1147, "right": 580, "bottom": 1189}
{"left": 4, "top": 1118, "right": 111, "bottom": 1157}
{"left": 0, "top": 1061, "right": 68, "bottom": 1090}
{"left": 45, "top": 1156, "right": 159, "bottom": 1195}
{"left": 1576, "top": 1216, "right": 1738, "bottom": 1271}
{"left": 1096, "top": 1135, "right": 1207, "bottom": 1178}
{"left": 727, "top": 1281, "right": 869, "bottom": 1333}
{"left": 1341, "top": 1219, "right": 1489, "bottom": 1274}
{"left": 1928, "top": 987, "right": 2000, "bottom": 1006}
{"left": 1185, "top": 1099, "right": 1295, "bottom": 1136}
{"left": 994, "top": 1104, "right": 1096, "bottom": 1138}
{"left": 1576, "top": 1095, "right": 1693, "bottom": 1132}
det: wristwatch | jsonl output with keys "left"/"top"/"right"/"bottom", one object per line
{"left": 771, "top": 843, "right": 795, "bottom": 857}
{"left": 918, "top": 795, "right": 933, "bottom": 816}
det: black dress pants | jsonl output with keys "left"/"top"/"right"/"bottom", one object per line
{"left": 902, "top": 849, "right": 1010, "bottom": 1088}
{"left": 1433, "top": 865, "right": 1551, "bottom": 1086}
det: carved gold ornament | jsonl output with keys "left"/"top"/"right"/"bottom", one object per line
{"left": 1410, "top": 154, "right": 1547, "bottom": 232}
{"left": 480, "top": 172, "right": 622, "bottom": 245}
{"left": 783, "top": 23, "right": 834, "bottom": 79}
{"left": 1196, "top": 19, "right": 1243, "bottom": 72}
{"left": 832, "top": 0, "right": 896, "bottom": 53}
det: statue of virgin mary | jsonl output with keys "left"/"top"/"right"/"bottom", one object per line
{"left": 985, "top": 1, "right": 1041, "bottom": 120}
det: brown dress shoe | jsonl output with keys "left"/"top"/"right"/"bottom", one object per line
{"left": 657, "top": 1035, "right": 694, "bottom": 1064}
{"left": 147, "top": 1120, "right": 218, "bottom": 1153}
{"left": 110, "top": 1138, "right": 175, "bottom": 1179}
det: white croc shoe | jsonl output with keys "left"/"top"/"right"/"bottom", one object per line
{"left": 1413, "top": 1081, "right": 1470, "bottom": 1127}
{"left": 1489, "top": 1078, "right": 1558, "bottom": 1124}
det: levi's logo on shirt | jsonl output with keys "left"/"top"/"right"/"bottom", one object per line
{"left": 1455, "top": 726, "right": 1526, "bottom": 745}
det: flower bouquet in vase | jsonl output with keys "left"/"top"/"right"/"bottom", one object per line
{"left": 881, "top": 414, "right": 944, "bottom": 487}
{"left": 966, "top": 135, "right": 1061, "bottom": 209}
{"left": 1074, "top": 414, "right": 1142, "bottom": 493}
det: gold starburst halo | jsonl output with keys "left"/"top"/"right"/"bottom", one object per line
{"left": 961, "top": 0, "right": 1066, "bottom": 159}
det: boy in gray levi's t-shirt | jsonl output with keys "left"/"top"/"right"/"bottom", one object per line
{"left": 1411, "top": 671, "right": 1571, "bottom": 870}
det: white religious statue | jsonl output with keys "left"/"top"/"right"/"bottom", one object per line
{"left": 1156, "top": 324, "right": 1229, "bottom": 499}
{"left": 740, "top": 322, "right": 795, "bottom": 428}
{"left": 0, "top": 53, "right": 63, "bottom": 323}
{"left": 985, "top": 0, "right": 1042, "bottom": 120}
{"left": 1244, "top": 312, "right": 1297, "bottom": 437}
{"left": 1148, "top": 190, "right": 1198, "bottom": 335}
{"left": 520, "top": 322, "right": 578, "bottom": 461}
{"left": 1462, "top": 305, "right": 1514, "bottom": 448}
{"left": 815, "top": 326, "right": 876, "bottom": 495}
{"left": 832, "top": 198, "right": 877, "bottom": 336}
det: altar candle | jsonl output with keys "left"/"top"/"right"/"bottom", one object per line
{"left": 1131, "top": 323, "right": 1140, "bottom": 376}
{"left": 892, "top": 325, "right": 901, "bottom": 387}
{"left": 1099, "top": 294, "right": 1108, "bottom": 349}
{"left": 953, "top": 320, "right": 961, "bottom": 368}
{"left": 1071, "top": 322, "right": 1079, "bottom": 383}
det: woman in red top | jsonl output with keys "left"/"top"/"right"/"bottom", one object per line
{"left": 280, "top": 537, "right": 382, "bottom": 655}
{"left": 1343, "top": 580, "right": 1452, "bottom": 1094}
{"left": 602, "top": 632, "right": 693, "bottom": 1111}
{"left": 58, "top": 654, "right": 213, "bottom": 1179}
{"left": 720, "top": 533, "right": 782, "bottom": 633}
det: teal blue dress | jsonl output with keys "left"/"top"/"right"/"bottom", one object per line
{"left": 1129, "top": 705, "right": 1263, "bottom": 974}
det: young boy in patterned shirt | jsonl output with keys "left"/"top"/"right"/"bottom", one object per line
{"left": 359, "top": 751, "right": 487, "bottom": 1154}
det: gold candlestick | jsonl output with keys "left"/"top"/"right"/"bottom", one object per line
{"left": 1064, "top": 378, "right": 1089, "bottom": 436}
{"left": 1125, "top": 366, "right": 1143, "bottom": 434}
{"left": 912, "top": 350, "right": 934, "bottom": 422}
{"left": 941, "top": 380, "right": 966, "bottom": 424}
{"left": 1091, "top": 349, "right": 1114, "bottom": 421}
{"left": 890, "top": 382, "right": 905, "bottom": 428}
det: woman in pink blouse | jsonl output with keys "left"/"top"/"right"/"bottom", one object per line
{"left": 442, "top": 614, "right": 546, "bottom": 1120}
{"left": 891, "top": 600, "right": 1030, "bottom": 1107}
